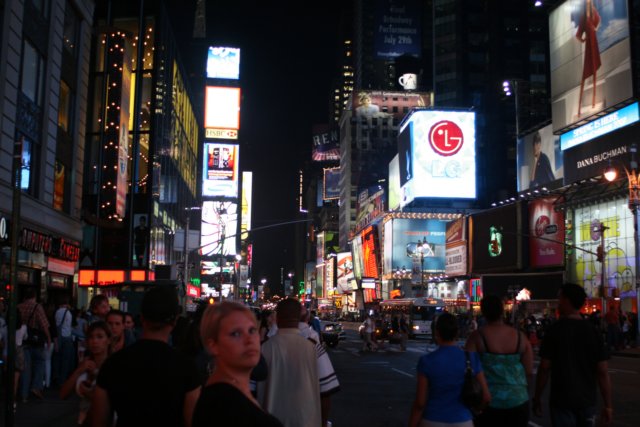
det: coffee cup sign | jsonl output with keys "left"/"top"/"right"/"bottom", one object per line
{"left": 398, "top": 73, "right": 417, "bottom": 90}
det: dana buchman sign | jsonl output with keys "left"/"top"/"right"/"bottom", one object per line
{"left": 549, "top": 0, "right": 632, "bottom": 132}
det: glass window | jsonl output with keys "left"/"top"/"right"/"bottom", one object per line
{"left": 20, "top": 40, "right": 45, "bottom": 106}
{"left": 58, "top": 80, "right": 71, "bottom": 132}
{"left": 20, "top": 137, "right": 33, "bottom": 191}
{"left": 30, "top": 0, "right": 49, "bottom": 18}
{"left": 62, "top": 2, "right": 78, "bottom": 57}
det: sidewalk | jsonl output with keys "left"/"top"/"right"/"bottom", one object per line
{"left": 0, "top": 386, "right": 79, "bottom": 427}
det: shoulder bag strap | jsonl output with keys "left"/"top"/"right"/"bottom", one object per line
{"left": 28, "top": 304, "right": 39, "bottom": 328}
{"left": 58, "top": 309, "right": 69, "bottom": 329}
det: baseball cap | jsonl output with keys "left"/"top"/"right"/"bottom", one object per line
{"left": 140, "top": 286, "right": 180, "bottom": 323}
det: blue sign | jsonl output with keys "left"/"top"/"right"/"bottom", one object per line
{"left": 560, "top": 102, "right": 639, "bottom": 151}
{"left": 373, "top": 0, "right": 422, "bottom": 59}
{"left": 391, "top": 219, "right": 446, "bottom": 273}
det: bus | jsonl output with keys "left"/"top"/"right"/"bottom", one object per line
{"left": 379, "top": 298, "right": 446, "bottom": 338}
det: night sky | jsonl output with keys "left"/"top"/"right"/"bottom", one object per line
{"left": 170, "top": 1, "right": 344, "bottom": 291}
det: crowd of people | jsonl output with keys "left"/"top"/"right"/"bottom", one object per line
{"left": 408, "top": 283, "right": 614, "bottom": 427}
{"left": 0, "top": 288, "right": 340, "bottom": 427}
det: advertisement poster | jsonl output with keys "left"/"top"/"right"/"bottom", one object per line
{"left": 445, "top": 243, "right": 468, "bottom": 277}
{"left": 116, "top": 42, "right": 132, "bottom": 218}
{"left": 549, "top": 0, "right": 632, "bottom": 132}
{"left": 529, "top": 198, "right": 565, "bottom": 268}
{"left": 517, "top": 124, "right": 563, "bottom": 191}
{"left": 241, "top": 171, "right": 252, "bottom": 240}
{"left": 399, "top": 110, "right": 476, "bottom": 204}
{"left": 571, "top": 198, "right": 636, "bottom": 298}
{"left": 200, "top": 201, "right": 238, "bottom": 256}
{"left": 471, "top": 203, "right": 522, "bottom": 273}
{"left": 352, "top": 91, "right": 431, "bottom": 121}
{"left": 362, "top": 226, "right": 380, "bottom": 278}
{"left": 355, "top": 186, "right": 386, "bottom": 233}
{"left": 202, "top": 142, "right": 239, "bottom": 198}
{"left": 351, "top": 233, "right": 364, "bottom": 280}
{"left": 206, "top": 46, "right": 240, "bottom": 80}
{"left": 337, "top": 252, "right": 354, "bottom": 294}
{"left": 312, "top": 124, "right": 340, "bottom": 162}
{"left": 53, "top": 161, "right": 65, "bottom": 211}
{"left": 323, "top": 167, "right": 340, "bottom": 200}
{"left": 373, "top": 0, "right": 422, "bottom": 59}
{"left": 204, "top": 86, "right": 241, "bottom": 131}
{"left": 391, "top": 219, "right": 446, "bottom": 274}
{"left": 316, "top": 232, "right": 325, "bottom": 295}
{"left": 325, "top": 256, "right": 335, "bottom": 296}
{"left": 388, "top": 154, "right": 401, "bottom": 211}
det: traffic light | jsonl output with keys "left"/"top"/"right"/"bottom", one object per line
{"left": 596, "top": 245, "right": 604, "bottom": 263}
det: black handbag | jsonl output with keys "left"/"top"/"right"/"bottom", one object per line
{"left": 23, "top": 305, "right": 47, "bottom": 347}
{"left": 460, "top": 351, "right": 484, "bottom": 413}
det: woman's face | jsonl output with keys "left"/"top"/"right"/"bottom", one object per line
{"left": 124, "top": 315, "right": 135, "bottom": 330}
{"left": 208, "top": 311, "right": 260, "bottom": 370}
{"left": 87, "top": 328, "right": 110, "bottom": 355}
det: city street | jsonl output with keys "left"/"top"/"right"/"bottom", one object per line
{"left": 328, "top": 328, "right": 640, "bottom": 427}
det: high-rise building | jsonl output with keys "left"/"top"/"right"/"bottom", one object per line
{"left": 0, "top": 0, "right": 95, "bottom": 303}
{"left": 78, "top": 0, "right": 201, "bottom": 304}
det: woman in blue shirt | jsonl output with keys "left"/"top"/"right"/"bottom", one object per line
{"left": 409, "top": 313, "right": 490, "bottom": 427}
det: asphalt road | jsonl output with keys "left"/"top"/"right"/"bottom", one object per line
{"left": 327, "top": 329, "right": 640, "bottom": 427}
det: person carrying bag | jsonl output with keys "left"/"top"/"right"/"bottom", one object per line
{"left": 24, "top": 304, "right": 47, "bottom": 348}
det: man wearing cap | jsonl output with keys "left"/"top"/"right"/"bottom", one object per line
{"left": 92, "top": 286, "right": 201, "bottom": 427}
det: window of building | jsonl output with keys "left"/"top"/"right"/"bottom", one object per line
{"left": 62, "top": 2, "right": 79, "bottom": 57}
{"left": 20, "top": 39, "right": 45, "bottom": 106}
{"left": 20, "top": 136, "right": 34, "bottom": 191}
{"left": 30, "top": 0, "right": 49, "bottom": 18}
{"left": 58, "top": 80, "right": 72, "bottom": 132}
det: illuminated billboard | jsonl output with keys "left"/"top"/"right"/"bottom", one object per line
{"left": 571, "top": 198, "right": 636, "bottom": 298}
{"left": 352, "top": 91, "right": 431, "bottom": 121}
{"left": 202, "top": 142, "right": 239, "bottom": 198}
{"left": 241, "top": 171, "right": 252, "bottom": 240}
{"left": 373, "top": 0, "right": 422, "bottom": 59}
{"left": 389, "top": 219, "right": 446, "bottom": 274}
{"left": 204, "top": 86, "right": 240, "bottom": 136}
{"left": 549, "top": 0, "right": 632, "bottom": 132}
{"left": 529, "top": 198, "right": 565, "bottom": 268}
{"left": 323, "top": 167, "right": 340, "bottom": 200}
{"left": 388, "top": 154, "right": 400, "bottom": 211}
{"left": 517, "top": 124, "right": 563, "bottom": 192}
{"left": 361, "top": 226, "right": 380, "bottom": 278}
{"left": 312, "top": 124, "right": 340, "bottom": 162}
{"left": 201, "top": 201, "right": 238, "bottom": 256}
{"left": 355, "top": 186, "right": 385, "bottom": 233}
{"left": 399, "top": 110, "right": 476, "bottom": 205}
{"left": 206, "top": 47, "right": 240, "bottom": 80}
{"left": 336, "top": 252, "right": 354, "bottom": 294}
{"left": 351, "top": 234, "right": 364, "bottom": 280}
{"left": 471, "top": 203, "right": 522, "bottom": 273}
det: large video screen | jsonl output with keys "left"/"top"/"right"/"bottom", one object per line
{"left": 391, "top": 219, "right": 446, "bottom": 273}
{"left": 529, "top": 198, "right": 565, "bottom": 268}
{"left": 399, "top": 110, "right": 476, "bottom": 205}
{"left": 361, "top": 226, "right": 380, "bottom": 278}
{"left": 206, "top": 47, "right": 240, "bottom": 80}
{"left": 517, "top": 124, "right": 563, "bottom": 192}
{"left": 201, "top": 201, "right": 238, "bottom": 256}
{"left": 336, "top": 252, "right": 354, "bottom": 294}
{"left": 205, "top": 86, "right": 241, "bottom": 133}
{"left": 202, "top": 142, "right": 239, "bottom": 198}
{"left": 323, "top": 167, "right": 340, "bottom": 200}
{"left": 373, "top": 0, "right": 422, "bottom": 59}
{"left": 549, "top": 0, "right": 632, "bottom": 132}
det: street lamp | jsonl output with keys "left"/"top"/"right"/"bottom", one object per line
{"left": 417, "top": 238, "right": 430, "bottom": 290}
{"left": 502, "top": 79, "right": 521, "bottom": 136}
{"left": 604, "top": 144, "right": 640, "bottom": 340}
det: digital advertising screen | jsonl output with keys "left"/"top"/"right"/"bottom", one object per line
{"left": 201, "top": 201, "right": 238, "bottom": 256}
{"left": 571, "top": 198, "right": 636, "bottom": 299}
{"left": 351, "top": 234, "right": 364, "bottom": 280}
{"left": 337, "top": 252, "right": 354, "bottom": 294}
{"left": 529, "top": 197, "right": 565, "bottom": 268}
{"left": 202, "top": 142, "right": 239, "bottom": 198}
{"left": 517, "top": 124, "right": 563, "bottom": 192}
{"left": 206, "top": 47, "right": 240, "bottom": 80}
{"left": 323, "top": 167, "right": 340, "bottom": 200}
{"left": 373, "top": 0, "right": 422, "bottom": 59}
{"left": 471, "top": 203, "right": 522, "bottom": 273}
{"left": 312, "top": 124, "right": 340, "bottom": 162}
{"left": 241, "top": 171, "right": 252, "bottom": 240}
{"left": 361, "top": 226, "right": 380, "bottom": 278}
{"left": 355, "top": 186, "right": 385, "bottom": 233}
{"left": 352, "top": 91, "right": 431, "bottom": 121}
{"left": 399, "top": 110, "right": 476, "bottom": 205}
{"left": 388, "top": 154, "right": 401, "bottom": 211}
{"left": 204, "top": 86, "right": 240, "bottom": 136}
{"left": 549, "top": 0, "right": 632, "bottom": 132}
{"left": 390, "top": 218, "right": 446, "bottom": 274}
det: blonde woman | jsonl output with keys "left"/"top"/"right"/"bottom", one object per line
{"left": 193, "top": 302, "right": 283, "bottom": 427}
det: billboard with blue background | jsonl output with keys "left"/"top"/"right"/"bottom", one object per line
{"left": 389, "top": 219, "right": 447, "bottom": 273}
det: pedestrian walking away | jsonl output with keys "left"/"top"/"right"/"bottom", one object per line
{"left": 465, "top": 295, "right": 533, "bottom": 427}
{"left": 533, "top": 283, "right": 613, "bottom": 427}
{"left": 91, "top": 286, "right": 201, "bottom": 427}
